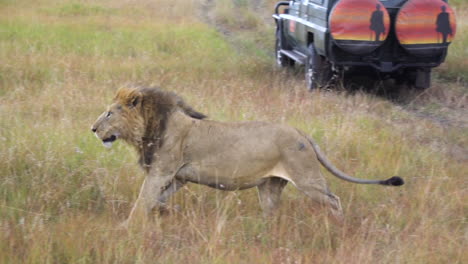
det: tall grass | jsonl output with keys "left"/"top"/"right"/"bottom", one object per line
{"left": 0, "top": 0, "right": 466, "bottom": 263}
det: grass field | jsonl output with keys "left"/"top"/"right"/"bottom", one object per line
{"left": 0, "top": 0, "right": 466, "bottom": 263}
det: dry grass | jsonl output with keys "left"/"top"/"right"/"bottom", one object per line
{"left": 0, "top": 0, "right": 466, "bottom": 263}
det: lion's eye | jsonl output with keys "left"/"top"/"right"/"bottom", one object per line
{"left": 106, "top": 111, "right": 112, "bottom": 118}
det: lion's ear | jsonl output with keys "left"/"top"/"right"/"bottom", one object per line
{"left": 125, "top": 90, "right": 142, "bottom": 108}
{"left": 129, "top": 94, "right": 141, "bottom": 108}
{"left": 115, "top": 87, "right": 142, "bottom": 108}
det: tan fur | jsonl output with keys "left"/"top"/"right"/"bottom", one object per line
{"left": 92, "top": 87, "right": 402, "bottom": 226}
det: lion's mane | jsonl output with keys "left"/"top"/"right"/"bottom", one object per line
{"left": 114, "top": 86, "right": 206, "bottom": 169}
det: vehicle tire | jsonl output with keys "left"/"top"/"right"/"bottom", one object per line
{"left": 275, "top": 30, "right": 294, "bottom": 68}
{"left": 305, "top": 44, "right": 332, "bottom": 90}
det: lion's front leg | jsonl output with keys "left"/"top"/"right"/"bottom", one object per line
{"left": 124, "top": 174, "right": 173, "bottom": 227}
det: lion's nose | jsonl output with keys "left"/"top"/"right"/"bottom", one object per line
{"left": 91, "top": 127, "right": 97, "bottom": 133}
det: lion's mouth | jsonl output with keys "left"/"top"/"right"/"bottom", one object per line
{"left": 102, "top": 135, "right": 117, "bottom": 148}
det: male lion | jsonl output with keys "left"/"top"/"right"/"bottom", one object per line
{"left": 91, "top": 86, "right": 404, "bottom": 225}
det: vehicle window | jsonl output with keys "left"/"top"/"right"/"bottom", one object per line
{"left": 310, "top": 0, "right": 324, "bottom": 5}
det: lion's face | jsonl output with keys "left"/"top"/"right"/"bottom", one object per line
{"left": 91, "top": 91, "right": 144, "bottom": 148}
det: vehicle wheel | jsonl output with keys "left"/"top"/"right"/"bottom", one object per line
{"left": 305, "top": 44, "right": 332, "bottom": 90}
{"left": 275, "top": 30, "right": 294, "bottom": 68}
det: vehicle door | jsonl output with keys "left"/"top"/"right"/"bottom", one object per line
{"left": 306, "top": 0, "right": 329, "bottom": 55}
{"left": 285, "top": 0, "right": 301, "bottom": 47}
{"left": 296, "top": 0, "right": 310, "bottom": 49}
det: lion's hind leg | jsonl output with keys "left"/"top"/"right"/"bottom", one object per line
{"left": 156, "top": 179, "right": 185, "bottom": 214}
{"left": 257, "top": 177, "right": 288, "bottom": 217}
{"left": 280, "top": 147, "right": 344, "bottom": 223}
{"left": 290, "top": 174, "right": 344, "bottom": 223}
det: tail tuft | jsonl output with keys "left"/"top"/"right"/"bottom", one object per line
{"left": 380, "top": 176, "right": 404, "bottom": 186}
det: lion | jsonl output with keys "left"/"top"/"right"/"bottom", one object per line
{"left": 91, "top": 86, "right": 404, "bottom": 225}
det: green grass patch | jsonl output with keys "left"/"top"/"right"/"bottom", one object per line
{"left": 450, "top": 0, "right": 467, "bottom": 8}
{"left": 0, "top": 17, "right": 242, "bottom": 88}
{"left": 42, "top": 2, "right": 116, "bottom": 16}
{"left": 0, "top": 20, "right": 230, "bottom": 58}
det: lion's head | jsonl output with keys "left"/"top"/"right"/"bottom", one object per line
{"left": 91, "top": 86, "right": 206, "bottom": 165}
{"left": 91, "top": 87, "right": 145, "bottom": 148}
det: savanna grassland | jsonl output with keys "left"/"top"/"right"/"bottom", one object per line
{"left": 0, "top": 0, "right": 466, "bottom": 263}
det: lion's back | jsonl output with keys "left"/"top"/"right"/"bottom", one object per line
{"left": 184, "top": 120, "right": 304, "bottom": 162}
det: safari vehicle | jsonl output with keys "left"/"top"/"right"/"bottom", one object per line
{"left": 273, "top": 0, "right": 457, "bottom": 90}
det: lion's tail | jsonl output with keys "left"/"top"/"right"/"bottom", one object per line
{"left": 304, "top": 135, "right": 404, "bottom": 186}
